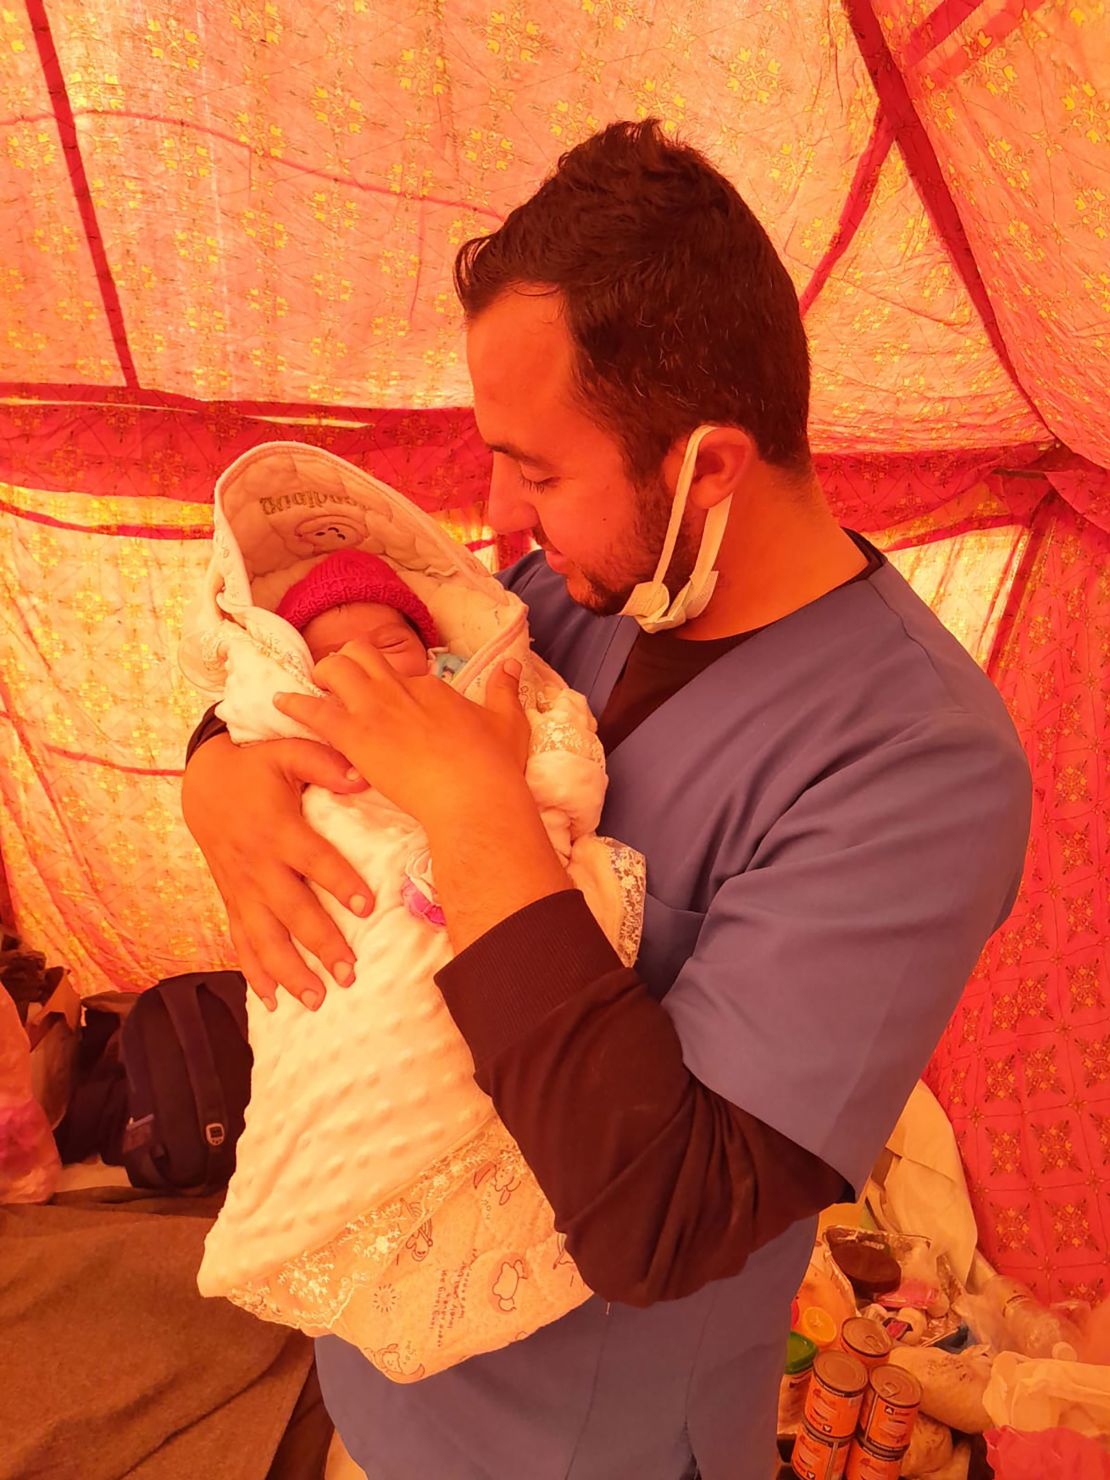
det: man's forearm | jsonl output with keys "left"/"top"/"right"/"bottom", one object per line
{"left": 436, "top": 891, "right": 849, "bottom": 1305}
{"left": 423, "top": 775, "right": 571, "bottom": 953}
{"left": 181, "top": 726, "right": 237, "bottom": 842}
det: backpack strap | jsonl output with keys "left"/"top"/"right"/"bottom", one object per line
{"left": 204, "top": 971, "right": 249, "bottom": 1038}
{"left": 160, "top": 979, "right": 235, "bottom": 1192}
{"left": 121, "top": 1016, "right": 170, "bottom": 1189}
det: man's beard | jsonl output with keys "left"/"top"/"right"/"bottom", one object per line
{"left": 538, "top": 473, "right": 702, "bottom": 617}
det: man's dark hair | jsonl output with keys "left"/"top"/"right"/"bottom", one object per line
{"left": 454, "top": 118, "right": 811, "bottom": 486}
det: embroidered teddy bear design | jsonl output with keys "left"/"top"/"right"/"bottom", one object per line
{"left": 475, "top": 1160, "right": 522, "bottom": 1206}
{"left": 290, "top": 511, "right": 369, "bottom": 553}
{"left": 371, "top": 1343, "right": 425, "bottom": 1382}
{"left": 491, "top": 1258, "right": 527, "bottom": 1312}
{"left": 256, "top": 485, "right": 371, "bottom": 559}
{"left": 405, "top": 1220, "right": 434, "bottom": 1262}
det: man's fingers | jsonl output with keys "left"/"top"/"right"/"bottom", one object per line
{"left": 292, "top": 830, "right": 375, "bottom": 920}
{"left": 228, "top": 914, "right": 279, "bottom": 1012}
{"left": 313, "top": 643, "right": 402, "bottom": 708}
{"left": 485, "top": 659, "right": 524, "bottom": 715}
{"left": 237, "top": 896, "right": 336, "bottom": 1011}
{"left": 335, "top": 639, "right": 398, "bottom": 681}
{"left": 484, "top": 659, "right": 531, "bottom": 769}
{"left": 273, "top": 692, "right": 351, "bottom": 752}
{"left": 270, "top": 736, "right": 369, "bottom": 794}
{"left": 262, "top": 855, "right": 360, "bottom": 978}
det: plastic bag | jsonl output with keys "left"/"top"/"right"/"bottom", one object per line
{"left": 987, "top": 1426, "right": 1110, "bottom": 1480}
{"left": 984, "top": 1352, "right": 1110, "bottom": 1439}
{"left": 866, "top": 1081, "right": 979, "bottom": 1284}
{"left": 793, "top": 1234, "right": 856, "bottom": 1341}
{"left": 0, "top": 986, "right": 60, "bottom": 1203}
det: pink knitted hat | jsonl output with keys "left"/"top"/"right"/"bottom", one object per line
{"left": 276, "top": 549, "right": 441, "bottom": 650}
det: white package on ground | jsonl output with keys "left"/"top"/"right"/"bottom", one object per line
{"left": 180, "top": 442, "right": 645, "bottom": 1381}
{"left": 984, "top": 1352, "right": 1110, "bottom": 1439}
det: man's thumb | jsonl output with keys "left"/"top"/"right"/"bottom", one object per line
{"left": 486, "top": 658, "right": 524, "bottom": 713}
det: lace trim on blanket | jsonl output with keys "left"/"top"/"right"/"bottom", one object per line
{"left": 598, "top": 837, "right": 647, "bottom": 967}
{"left": 224, "top": 1116, "right": 516, "bottom": 1332}
{"left": 530, "top": 713, "right": 604, "bottom": 766}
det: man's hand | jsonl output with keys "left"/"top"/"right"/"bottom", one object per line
{"left": 182, "top": 732, "right": 373, "bottom": 1010}
{"left": 274, "top": 645, "right": 531, "bottom": 828}
{"left": 276, "top": 646, "right": 571, "bottom": 953}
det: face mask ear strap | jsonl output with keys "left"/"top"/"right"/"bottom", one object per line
{"left": 619, "top": 424, "right": 731, "bottom": 632}
{"left": 675, "top": 489, "right": 733, "bottom": 620}
{"left": 647, "top": 424, "right": 716, "bottom": 592}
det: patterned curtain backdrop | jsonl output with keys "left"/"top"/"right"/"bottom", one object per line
{"left": 1, "top": 0, "right": 1108, "bottom": 1288}
{"left": 927, "top": 499, "right": 1110, "bottom": 1304}
{"left": 0, "top": 487, "right": 234, "bottom": 994}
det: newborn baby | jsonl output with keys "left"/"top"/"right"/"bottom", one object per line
{"left": 278, "top": 546, "right": 466, "bottom": 681}
{"left": 301, "top": 601, "right": 428, "bottom": 671}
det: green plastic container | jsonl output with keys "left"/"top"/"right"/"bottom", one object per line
{"left": 778, "top": 1331, "right": 819, "bottom": 1432}
{"left": 785, "top": 1332, "right": 818, "bottom": 1374}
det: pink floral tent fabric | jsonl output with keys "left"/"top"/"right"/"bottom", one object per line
{"left": 1, "top": 0, "right": 1107, "bottom": 1297}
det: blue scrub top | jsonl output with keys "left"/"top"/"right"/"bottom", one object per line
{"left": 319, "top": 549, "right": 1031, "bottom": 1479}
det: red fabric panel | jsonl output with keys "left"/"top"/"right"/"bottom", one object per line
{"left": 0, "top": 402, "right": 493, "bottom": 513}
{"left": 0, "top": 402, "right": 1078, "bottom": 534}
{"left": 926, "top": 498, "right": 1110, "bottom": 1303}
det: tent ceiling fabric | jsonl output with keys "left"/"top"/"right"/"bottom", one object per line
{"left": 1, "top": 0, "right": 1106, "bottom": 478}
{"left": 2, "top": 2, "right": 1110, "bottom": 1302}
{"left": 878, "top": 0, "right": 1110, "bottom": 471}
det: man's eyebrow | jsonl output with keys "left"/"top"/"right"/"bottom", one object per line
{"left": 484, "top": 439, "right": 556, "bottom": 471}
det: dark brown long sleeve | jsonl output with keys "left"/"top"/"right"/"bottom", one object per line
{"left": 436, "top": 889, "right": 848, "bottom": 1307}
{"left": 185, "top": 705, "right": 228, "bottom": 765}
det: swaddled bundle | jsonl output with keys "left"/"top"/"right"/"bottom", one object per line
{"left": 179, "top": 442, "right": 645, "bottom": 1382}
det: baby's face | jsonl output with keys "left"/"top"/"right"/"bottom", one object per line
{"left": 301, "top": 602, "right": 429, "bottom": 677}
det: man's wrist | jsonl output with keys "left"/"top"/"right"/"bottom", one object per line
{"left": 421, "top": 770, "right": 572, "bottom": 952}
{"left": 420, "top": 764, "right": 535, "bottom": 842}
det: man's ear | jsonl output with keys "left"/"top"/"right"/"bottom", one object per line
{"left": 686, "top": 427, "right": 757, "bottom": 511}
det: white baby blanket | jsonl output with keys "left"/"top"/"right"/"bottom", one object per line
{"left": 179, "top": 442, "right": 644, "bottom": 1381}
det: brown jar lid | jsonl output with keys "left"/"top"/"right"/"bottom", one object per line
{"left": 829, "top": 1239, "right": 902, "bottom": 1298}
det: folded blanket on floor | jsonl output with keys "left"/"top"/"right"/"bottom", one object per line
{"left": 0, "top": 1188, "right": 316, "bottom": 1480}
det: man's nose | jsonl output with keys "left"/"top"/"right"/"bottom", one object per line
{"left": 485, "top": 459, "right": 537, "bottom": 535}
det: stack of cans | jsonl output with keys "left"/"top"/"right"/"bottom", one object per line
{"left": 790, "top": 1326, "right": 922, "bottom": 1480}
{"left": 845, "top": 1366, "right": 922, "bottom": 1479}
{"left": 790, "top": 1351, "right": 867, "bottom": 1479}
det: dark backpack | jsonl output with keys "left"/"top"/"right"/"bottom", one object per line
{"left": 120, "top": 970, "right": 253, "bottom": 1195}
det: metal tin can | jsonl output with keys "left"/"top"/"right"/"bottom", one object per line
{"left": 791, "top": 1422, "right": 853, "bottom": 1480}
{"left": 858, "top": 1365, "right": 922, "bottom": 1452}
{"left": 837, "top": 1317, "right": 893, "bottom": 1372}
{"left": 845, "top": 1437, "right": 906, "bottom": 1480}
{"left": 804, "top": 1351, "right": 869, "bottom": 1439}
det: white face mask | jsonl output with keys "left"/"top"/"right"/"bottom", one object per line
{"left": 619, "top": 423, "right": 732, "bottom": 633}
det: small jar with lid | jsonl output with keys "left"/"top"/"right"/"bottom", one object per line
{"left": 778, "top": 1332, "right": 819, "bottom": 1431}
